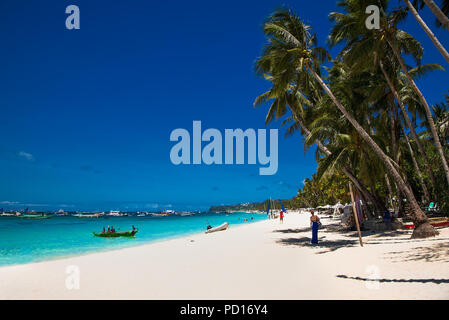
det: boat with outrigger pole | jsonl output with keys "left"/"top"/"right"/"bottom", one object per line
{"left": 93, "top": 226, "right": 138, "bottom": 238}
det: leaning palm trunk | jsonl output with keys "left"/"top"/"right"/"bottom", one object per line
{"left": 379, "top": 59, "right": 437, "bottom": 195}
{"left": 387, "top": 36, "right": 449, "bottom": 190}
{"left": 307, "top": 64, "right": 437, "bottom": 238}
{"left": 385, "top": 174, "right": 394, "bottom": 210}
{"left": 400, "top": 123, "right": 431, "bottom": 203}
{"left": 342, "top": 167, "right": 385, "bottom": 217}
{"left": 403, "top": 0, "right": 449, "bottom": 64}
{"left": 422, "top": 0, "right": 449, "bottom": 30}
{"left": 292, "top": 112, "right": 381, "bottom": 217}
{"left": 388, "top": 93, "right": 404, "bottom": 216}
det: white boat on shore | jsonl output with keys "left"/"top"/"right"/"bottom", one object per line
{"left": 205, "top": 222, "right": 229, "bottom": 234}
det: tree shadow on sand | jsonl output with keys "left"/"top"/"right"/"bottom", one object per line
{"left": 274, "top": 227, "right": 311, "bottom": 234}
{"left": 276, "top": 236, "right": 358, "bottom": 254}
{"left": 337, "top": 274, "right": 449, "bottom": 284}
{"left": 384, "top": 242, "right": 449, "bottom": 263}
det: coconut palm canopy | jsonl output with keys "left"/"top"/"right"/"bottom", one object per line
{"left": 255, "top": 0, "right": 449, "bottom": 238}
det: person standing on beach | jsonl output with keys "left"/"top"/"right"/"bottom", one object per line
{"left": 280, "top": 210, "right": 284, "bottom": 224}
{"left": 310, "top": 211, "right": 320, "bottom": 244}
{"left": 384, "top": 211, "right": 393, "bottom": 230}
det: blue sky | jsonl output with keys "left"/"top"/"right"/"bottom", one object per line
{"left": 1, "top": 0, "right": 448, "bottom": 211}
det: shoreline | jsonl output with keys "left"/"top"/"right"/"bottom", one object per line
{"left": 1, "top": 212, "right": 448, "bottom": 299}
{"left": 0, "top": 215, "right": 267, "bottom": 269}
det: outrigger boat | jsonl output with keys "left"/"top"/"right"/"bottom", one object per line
{"left": 93, "top": 229, "right": 138, "bottom": 237}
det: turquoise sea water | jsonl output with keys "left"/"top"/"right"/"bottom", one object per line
{"left": 0, "top": 212, "right": 266, "bottom": 267}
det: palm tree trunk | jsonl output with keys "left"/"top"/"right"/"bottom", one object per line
{"left": 291, "top": 111, "right": 381, "bottom": 217}
{"left": 388, "top": 94, "right": 407, "bottom": 217}
{"left": 422, "top": 0, "right": 449, "bottom": 30}
{"left": 403, "top": 0, "right": 449, "bottom": 64}
{"left": 307, "top": 64, "right": 436, "bottom": 238}
{"left": 379, "top": 59, "right": 438, "bottom": 195}
{"left": 385, "top": 174, "right": 394, "bottom": 210}
{"left": 387, "top": 36, "right": 449, "bottom": 190}
{"left": 342, "top": 167, "right": 384, "bottom": 217}
{"left": 388, "top": 93, "right": 399, "bottom": 162}
{"left": 400, "top": 122, "right": 431, "bottom": 203}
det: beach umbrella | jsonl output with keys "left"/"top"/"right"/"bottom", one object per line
{"left": 333, "top": 202, "right": 344, "bottom": 209}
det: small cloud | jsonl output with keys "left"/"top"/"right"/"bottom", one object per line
{"left": 24, "top": 203, "right": 50, "bottom": 207}
{"left": 18, "top": 151, "right": 34, "bottom": 162}
{"left": 0, "top": 201, "right": 20, "bottom": 205}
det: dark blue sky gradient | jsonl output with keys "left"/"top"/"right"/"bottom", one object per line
{"left": 1, "top": 0, "right": 448, "bottom": 211}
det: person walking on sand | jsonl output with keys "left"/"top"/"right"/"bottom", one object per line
{"left": 310, "top": 211, "right": 320, "bottom": 244}
{"left": 280, "top": 210, "right": 284, "bottom": 224}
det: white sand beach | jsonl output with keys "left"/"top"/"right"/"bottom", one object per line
{"left": 1, "top": 213, "right": 448, "bottom": 299}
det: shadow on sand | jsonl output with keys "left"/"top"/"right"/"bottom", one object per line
{"left": 274, "top": 227, "right": 311, "bottom": 234}
{"left": 336, "top": 274, "right": 449, "bottom": 284}
{"left": 276, "top": 236, "right": 358, "bottom": 254}
{"left": 385, "top": 242, "right": 449, "bottom": 263}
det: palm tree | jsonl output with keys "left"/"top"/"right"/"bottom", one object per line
{"left": 400, "top": 123, "right": 431, "bottom": 202}
{"left": 253, "top": 76, "right": 383, "bottom": 215}
{"left": 413, "top": 0, "right": 449, "bottom": 30}
{"left": 433, "top": 91, "right": 449, "bottom": 144}
{"left": 386, "top": 34, "right": 449, "bottom": 189}
{"left": 257, "top": 8, "right": 436, "bottom": 237}
{"left": 378, "top": 58, "right": 442, "bottom": 197}
{"left": 329, "top": 0, "right": 449, "bottom": 190}
{"left": 405, "top": 0, "right": 449, "bottom": 64}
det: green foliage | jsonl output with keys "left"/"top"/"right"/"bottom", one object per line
{"left": 295, "top": 173, "right": 351, "bottom": 208}
{"left": 254, "top": 1, "right": 449, "bottom": 214}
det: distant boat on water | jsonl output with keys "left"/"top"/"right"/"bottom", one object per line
{"left": 20, "top": 213, "right": 53, "bottom": 219}
{"left": 73, "top": 212, "right": 103, "bottom": 218}
{"left": 55, "top": 209, "right": 69, "bottom": 216}
{"left": 108, "top": 210, "right": 124, "bottom": 217}
{"left": 152, "top": 209, "right": 175, "bottom": 217}
{"left": 176, "top": 211, "right": 194, "bottom": 216}
{"left": 0, "top": 211, "right": 17, "bottom": 217}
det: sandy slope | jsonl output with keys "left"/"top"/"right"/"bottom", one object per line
{"left": 1, "top": 212, "right": 448, "bottom": 299}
